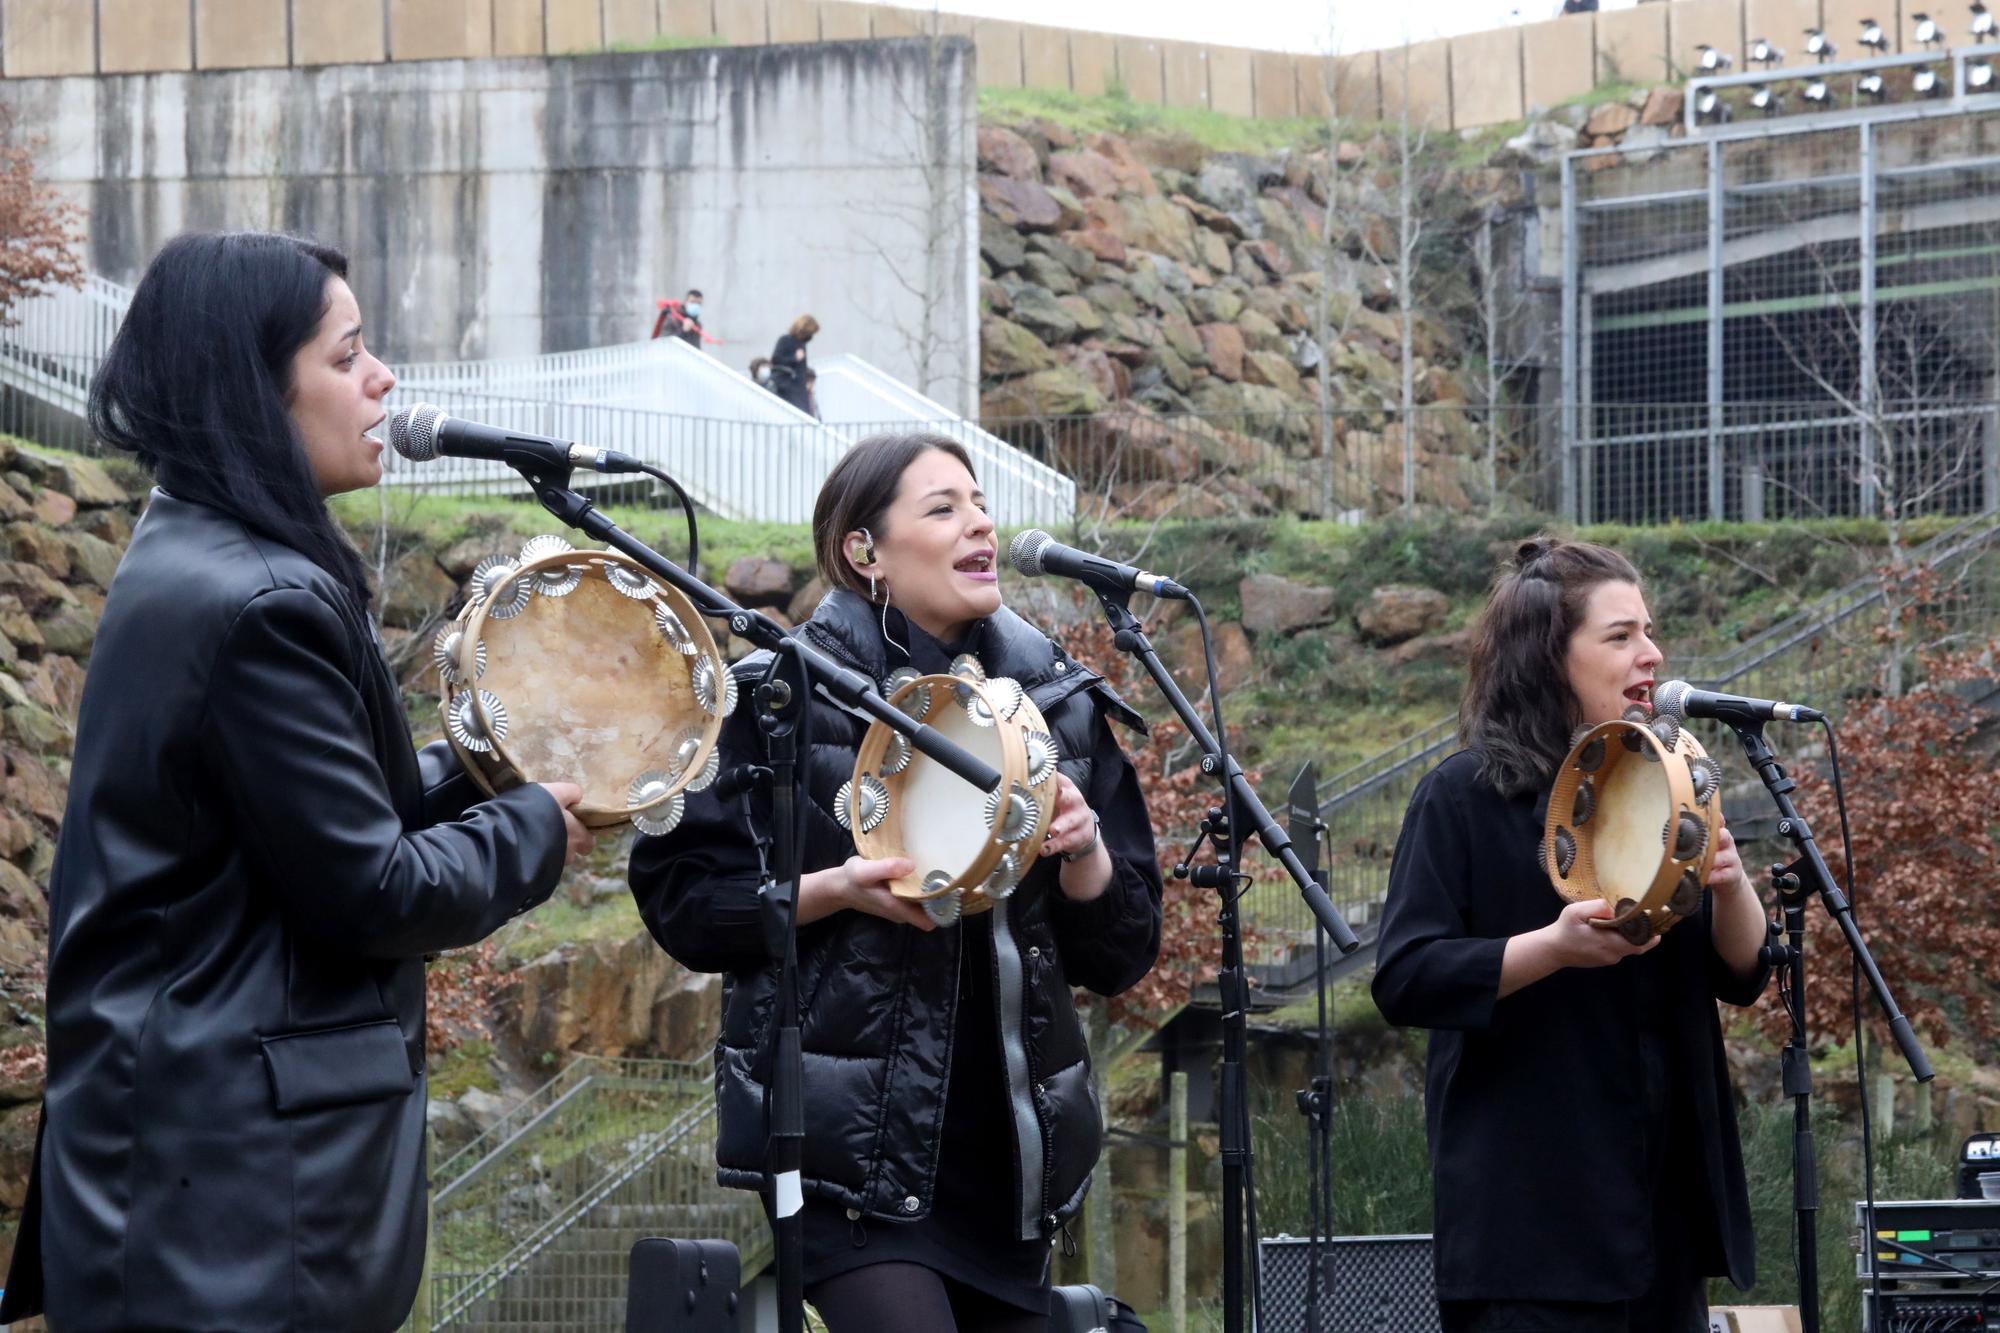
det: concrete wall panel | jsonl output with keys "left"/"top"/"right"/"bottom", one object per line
{"left": 715, "top": 0, "right": 766, "bottom": 43}
{"left": 493, "top": 0, "right": 548, "bottom": 56}
{"left": 4, "top": 0, "right": 97, "bottom": 76}
{"left": 661, "top": 0, "right": 715, "bottom": 39}
{"left": 603, "top": 0, "right": 662, "bottom": 46}
{"left": 1522, "top": 16, "right": 1595, "bottom": 110}
{"left": 100, "top": 0, "right": 193, "bottom": 73}
{"left": 391, "top": 0, "right": 496, "bottom": 61}
{"left": 1071, "top": 30, "right": 1118, "bottom": 97}
{"left": 1594, "top": 2, "right": 1670, "bottom": 83}
{"left": 1161, "top": 40, "right": 1208, "bottom": 107}
{"left": 1334, "top": 50, "right": 1382, "bottom": 121}
{"left": 293, "top": 0, "right": 387, "bottom": 64}
{"left": 1742, "top": 0, "right": 1819, "bottom": 63}
{"left": 818, "top": 1, "right": 872, "bottom": 39}
{"left": 1449, "top": 26, "right": 1523, "bottom": 127}
{"left": 1294, "top": 53, "right": 1330, "bottom": 119}
{"left": 1380, "top": 38, "right": 1452, "bottom": 130}
{"left": 1020, "top": 23, "right": 1070, "bottom": 89}
{"left": 870, "top": 6, "right": 928, "bottom": 38}
{"left": 1116, "top": 37, "right": 1164, "bottom": 102}
{"left": 545, "top": 0, "right": 604, "bottom": 53}
{"left": 1207, "top": 45, "right": 1255, "bottom": 116}
{"left": 196, "top": 0, "right": 289, "bottom": 69}
{"left": 768, "top": 0, "right": 821, "bottom": 43}
{"left": 1668, "top": 0, "right": 1747, "bottom": 80}
{"left": 1254, "top": 49, "right": 1298, "bottom": 118}
{"left": 975, "top": 19, "right": 1024, "bottom": 87}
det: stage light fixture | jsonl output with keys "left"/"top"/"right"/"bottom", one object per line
{"left": 1696, "top": 44, "right": 1735, "bottom": 72}
{"left": 1913, "top": 64, "right": 1943, "bottom": 93}
{"left": 1695, "top": 88, "right": 1731, "bottom": 121}
{"left": 1750, "top": 36, "right": 1785, "bottom": 64}
{"left": 1914, "top": 12, "right": 1945, "bottom": 46}
{"left": 1859, "top": 17, "right": 1889, "bottom": 50}
{"left": 1858, "top": 70, "right": 1889, "bottom": 96}
{"left": 1805, "top": 27, "right": 1839, "bottom": 59}
{"left": 1750, "top": 83, "right": 1784, "bottom": 113}
{"left": 1973, "top": 1, "right": 1996, "bottom": 39}
{"left": 1971, "top": 59, "right": 1997, "bottom": 88}
{"left": 1801, "top": 74, "right": 1832, "bottom": 103}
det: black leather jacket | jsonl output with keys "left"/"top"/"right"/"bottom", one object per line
{"left": 3, "top": 491, "right": 567, "bottom": 1331}
{"left": 631, "top": 590, "right": 1162, "bottom": 1241}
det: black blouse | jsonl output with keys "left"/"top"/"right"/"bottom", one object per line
{"left": 1371, "top": 750, "right": 1770, "bottom": 1304}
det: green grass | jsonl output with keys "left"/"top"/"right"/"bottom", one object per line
{"left": 489, "top": 883, "right": 649, "bottom": 965}
{"left": 428, "top": 1037, "right": 501, "bottom": 1099}
{"left": 979, "top": 85, "right": 1326, "bottom": 155}
{"left": 602, "top": 33, "right": 726, "bottom": 53}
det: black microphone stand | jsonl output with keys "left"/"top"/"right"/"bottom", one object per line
{"left": 1286, "top": 765, "right": 1335, "bottom": 1333}
{"left": 1729, "top": 721, "right": 1932, "bottom": 1333}
{"left": 1086, "top": 589, "right": 1359, "bottom": 1333}
{"left": 507, "top": 461, "right": 1004, "bottom": 1333}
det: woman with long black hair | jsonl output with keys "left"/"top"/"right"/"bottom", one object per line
{"left": 630, "top": 433, "right": 1163, "bottom": 1332}
{"left": 1372, "top": 536, "right": 1771, "bottom": 1333}
{"left": 0, "top": 231, "right": 589, "bottom": 1332}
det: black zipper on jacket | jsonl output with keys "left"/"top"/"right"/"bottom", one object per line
{"left": 988, "top": 896, "right": 1046, "bottom": 1242}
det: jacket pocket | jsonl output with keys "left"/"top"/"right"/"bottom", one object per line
{"left": 259, "top": 1019, "right": 414, "bottom": 1114}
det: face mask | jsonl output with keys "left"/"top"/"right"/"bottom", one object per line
{"left": 685, "top": 303, "right": 702, "bottom": 319}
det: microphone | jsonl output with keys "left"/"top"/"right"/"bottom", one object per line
{"left": 1654, "top": 679, "right": 1825, "bottom": 725}
{"left": 1008, "top": 529, "right": 1191, "bottom": 601}
{"left": 385, "top": 403, "right": 650, "bottom": 474}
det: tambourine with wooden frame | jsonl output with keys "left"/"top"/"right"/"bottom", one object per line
{"left": 1543, "top": 713, "right": 1725, "bottom": 945}
{"left": 836, "top": 655, "right": 1061, "bottom": 927}
{"left": 434, "top": 535, "right": 733, "bottom": 837}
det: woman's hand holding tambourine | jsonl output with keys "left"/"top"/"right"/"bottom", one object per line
{"left": 797, "top": 855, "right": 935, "bottom": 931}
{"left": 1544, "top": 898, "right": 1662, "bottom": 968}
{"left": 1706, "top": 815, "right": 1754, "bottom": 897}
{"left": 1041, "top": 774, "right": 1112, "bottom": 901}
{"left": 538, "top": 782, "right": 593, "bottom": 866}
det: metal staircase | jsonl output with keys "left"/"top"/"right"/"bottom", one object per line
{"left": 420, "top": 1055, "right": 769, "bottom": 1332}
{"left": 0, "top": 275, "right": 1075, "bottom": 525}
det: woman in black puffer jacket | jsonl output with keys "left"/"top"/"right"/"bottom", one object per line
{"left": 630, "top": 433, "right": 1162, "bottom": 1332}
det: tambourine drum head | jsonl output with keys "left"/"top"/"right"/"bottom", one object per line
{"left": 474, "top": 569, "right": 696, "bottom": 815}
{"left": 1591, "top": 756, "right": 1670, "bottom": 907}
{"left": 895, "top": 692, "right": 1008, "bottom": 884}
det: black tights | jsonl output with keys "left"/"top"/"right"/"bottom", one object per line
{"left": 807, "top": 1262, "right": 1048, "bottom": 1333}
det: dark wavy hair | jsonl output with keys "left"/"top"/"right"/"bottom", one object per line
{"left": 812, "top": 433, "right": 977, "bottom": 601}
{"left": 1459, "top": 535, "right": 1644, "bottom": 798}
{"left": 89, "top": 231, "right": 371, "bottom": 610}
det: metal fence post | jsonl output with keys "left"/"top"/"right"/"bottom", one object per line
{"left": 1169, "top": 1069, "right": 1188, "bottom": 1333}
{"left": 1707, "top": 137, "right": 1726, "bottom": 522}
{"left": 1860, "top": 121, "right": 1880, "bottom": 518}
{"left": 1561, "top": 155, "right": 1580, "bottom": 523}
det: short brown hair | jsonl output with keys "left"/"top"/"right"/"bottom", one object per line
{"left": 790, "top": 313, "right": 820, "bottom": 341}
{"left": 1459, "top": 535, "right": 1644, "bottom": 797}
{"left": 812, "top": 433, "right": 978, "bottom": 600}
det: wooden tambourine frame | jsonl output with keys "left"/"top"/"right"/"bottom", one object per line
{"left": 438, "top": 543, "right": 728, "bottom": 831}
{"left": 1544, "top": 716, "right": 1724, "bottom": 944}
{"left": 846, "top": 668, "right": 1059, "bottom": 925}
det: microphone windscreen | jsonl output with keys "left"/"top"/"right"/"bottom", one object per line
{"left": 386, "top": 403, "right": 443, "bottom": 461}
{"left": 1008, "top": 528, "right": 1053, "bottom": 577}
{"left": 1652, "top": 679, "right": 1693, "bottom": 722}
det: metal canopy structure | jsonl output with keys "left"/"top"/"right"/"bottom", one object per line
{"left": 1562, "top": 66, "right": 2000, "bottom": 525}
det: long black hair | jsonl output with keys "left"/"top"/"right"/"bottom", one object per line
{"left": 811, "top": 432, "right": 977, "bottom": 601}
{"left": 89, "top": 231, "right": 372, "bottom": 610}
{"left": 1459, "top": 535, "right": 1644, "bottom": 798}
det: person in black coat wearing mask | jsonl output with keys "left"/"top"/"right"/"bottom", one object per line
{"left": 0, "top": 231, "right": 591, "bottom": 1332}
{"left": 630, "top": 433, "right": 1163, "bottom": 1332}
{"left": 1372, "top": 537, "right": 1771, "bottom": 1333}
{"left": 767, "top": 312, "right": 819, "bottom": 414}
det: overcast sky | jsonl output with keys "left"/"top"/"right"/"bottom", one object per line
{"left": 864, "top": 0, "right": 1646, "bottom": 59}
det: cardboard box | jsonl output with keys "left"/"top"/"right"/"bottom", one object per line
{"left": 1710, "top": 1308, "right": 1803, "bottom": 1333}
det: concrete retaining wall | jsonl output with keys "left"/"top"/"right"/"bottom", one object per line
{"left": 0, "top": 40, "right": 980, "bottom": 409}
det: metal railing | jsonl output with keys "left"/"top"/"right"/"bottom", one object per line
{"left": 1241, "top": 511, "right": 2000, "bottom": 981}
{"left": 421, "top": 1055, "right": 767, "bottom": 1331}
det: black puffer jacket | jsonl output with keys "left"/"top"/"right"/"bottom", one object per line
{"left": 630, "top": 589, "right": 1162, "bottom": 1242}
